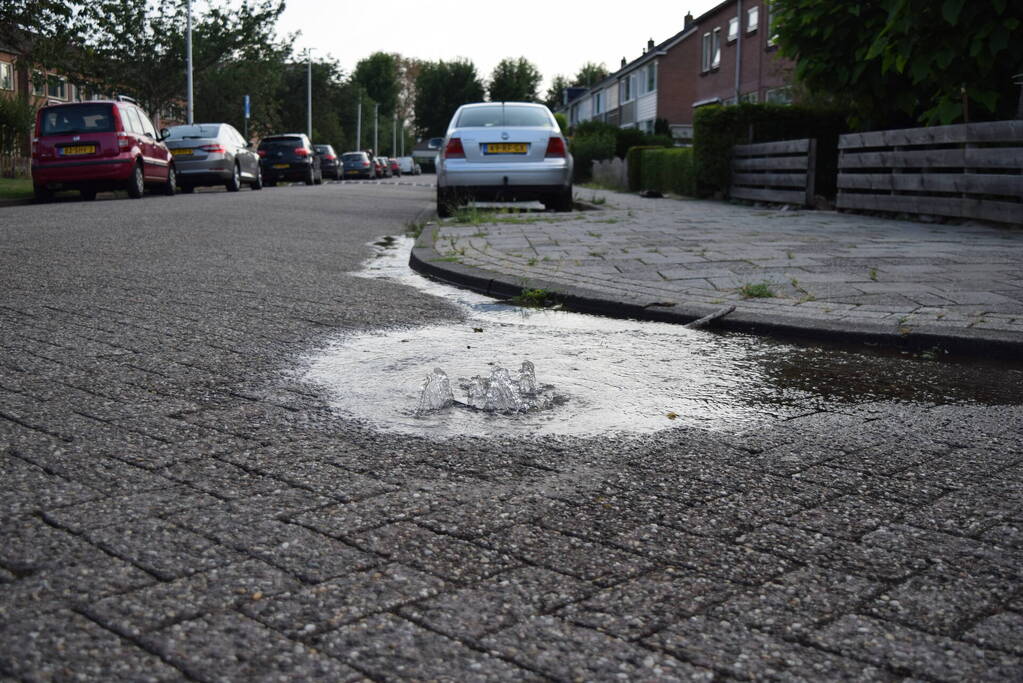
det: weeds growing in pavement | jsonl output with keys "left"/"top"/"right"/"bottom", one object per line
{"left": 739, "top": 282, "right": 775, "bottom": 299}
{"left": 511, "top": 288, "right": 559, "bottom": 308}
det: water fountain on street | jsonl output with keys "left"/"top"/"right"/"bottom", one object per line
{"left": 418, "top": 361, "right": 557, "bottom": 415}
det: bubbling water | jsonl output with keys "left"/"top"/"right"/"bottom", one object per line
{"left": 419, "top": 361, "right": 556, "bottom": 415}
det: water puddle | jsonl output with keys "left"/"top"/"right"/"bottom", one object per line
{"left": 303, "top": 236, "right": 1023, "bottom": 438}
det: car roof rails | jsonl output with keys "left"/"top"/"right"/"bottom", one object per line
{"left": 116, "top": 94, "right": 139, "bottom": 105}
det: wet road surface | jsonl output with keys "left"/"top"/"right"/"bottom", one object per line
{"left": 1, "top": 181, "right": 1022, "bottom": 681}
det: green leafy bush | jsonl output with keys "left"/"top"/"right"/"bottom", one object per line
{"left": 692, "top": 103, "right": 848, "bottom": 198}
{"left": 570, "top": 132, "right": 616, "bottom": 182}
{"left": 626, "top": 145, "right": 666, "bottom": 191}
{"left": 639, "top": 148, "right": 697, "bottom": 196}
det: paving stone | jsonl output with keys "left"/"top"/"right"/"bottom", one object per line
{"left": 353, "top": 521, "right": 519, "bottom": 584}
{"left": 290, "top": 489, "right": 441, "bottom": 538}
{"left": 783, "top": 495, "right": 911, "bottom": 541}
{"left": 83, "top": 517, "right": 243, "bottom": 581}
{"left": 42, "top": 483, "right": 218, "bottom": 533}
{"left": 0, "top": 609, "right": 182, "bottom": 681}
{"left": 242, "top": 458, "right": 400, "bottom": 502}
{"left": 85, "top": 558, "right": 302, "bottom": 636}
{"left": 482, "top": 615, "right": 712, "bottom": 681}
{"left": 811, "top": 614, "right": 1023, "bottom": 680}
{"left": 613, "top": 523, "right": 795, "bottom": 586}
{"left": 963, "top": 612, "right": 1023, "bottom": 656}
{"left": 147, "top": 611, "right": 362, "bottom": 682}
{"left": 320, "top": 613, "right": 531, "bottom": 680}
{"left": 481, "top": 523, "right": 652, "bottom": 587}
{"left": 400, "top": 566, "right": 592, "bottom": 641}
{"left": 862, "top": 524, "right": 1023, "bottom": 580}
{"left": 645, "top": 614, "right": 882, "bottom": 681}
{"left": 557, "top": 567, "right": 737, "bottom": 640}
{"left": 0, "top": 452, "right": 100, "bottom": 515}
{"left": 161, "top": 457, "right": 286, "bottom": 500}
{"left": 242, "top": 562, "right": 445, "bottom": 640}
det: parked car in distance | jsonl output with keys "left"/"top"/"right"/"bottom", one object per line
{"left": 397, "top": 156, "right": 420, "bottom": 175}
{"left": 31, "top": 96, "right": 176, "bottom": 201}
{"left": 314, "top": 144, "right": 341, "bottom": 180}
{"left": 436, "top": 101, "right": 573, "bottom": 217}
{"left": 341, "top": 151, "right": 376, "bottom": 179}
{"left": 376, "top": 156, "right": 392, "bottom": 178}
{"left": 388, "top": 157, "right": 402, "bottom": 177}
{"left": 257, "top": 133, "right": 322, "bottom": 186}
{"left": 372, "top": 157, "right": 386, "bottom": 177}
{"left": 163, "top": 123, "right": 261, "bottom": 192}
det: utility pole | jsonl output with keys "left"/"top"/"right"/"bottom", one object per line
{"left": 306, "top": 52, "right": 312, "bottom": 139}
{"left": 185, "top": 0, "right": 193, "bottom": 124}
{"left": 392, "top": 112, "right": 397, "bottom": 157}
{"left": 373, "top": 103, "right": 379, "bottom": 155}
{"left": 356, "top": 99, "right": 362, "bottom": 150}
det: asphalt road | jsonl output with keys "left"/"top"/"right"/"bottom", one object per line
{"left": 1, "top": 180, "right": 1022, "bottom": 681}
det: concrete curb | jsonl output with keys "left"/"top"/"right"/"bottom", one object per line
{"left": 410, "top": 224, "right": 1023, "bottom": 360}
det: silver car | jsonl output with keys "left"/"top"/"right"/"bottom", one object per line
{"left": 436, "top": 102, "right": 572, "bottom": 217}
{"left": 163, "top": 123, "right": 261, "bottom": 192}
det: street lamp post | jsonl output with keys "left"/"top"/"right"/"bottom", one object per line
{"left": 374, "top": 103, "right": 379, "bottom": 156}
{"left": 185, "top": 0, "right": 193, "bottom": 124}
{"left": 356, "top": 99, "right": 362, "bottom": 150}
{"left": 306, "top": 52, "right": 312, "bottom": 139}
{"left": 392, "top": 112, "right": 397, "bottom": 157}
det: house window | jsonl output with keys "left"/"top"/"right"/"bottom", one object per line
{"left": 32, "top": 70, "right": 45, "bottom": 97}
{"left": 740, "top": 91, "right": 759, "bottom": 104}
{"left": 701, "top": 33, "right": 712, "bottom": 71}
{"left": 47, "top": 75, "right": 67, "bottom": 100}
{"left": 712, "top": 28, "right": 722, "bottom": 68}
{"left": 593, "top": 91, "right": 602, "bottom": 114}
{"left": 728, "top": 17, "right": 739, "bottom": 42}
{"left": 766, "top": 87, "right": 793, "bottom": 104}
{"left": 645, "top": 63, "right": 656, "bottom": 93}
{"left": 767, "top": 1, "right": 778, "bottom": 46}
{"left": 0, "top": 62, "right": 13, "bottom": 90}
{"left": 747, "top": 6, "right": 759, "bottom": 32}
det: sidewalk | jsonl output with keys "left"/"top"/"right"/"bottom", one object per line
{"left": 412, "top": 189, "right": 1023, "bottom": 356}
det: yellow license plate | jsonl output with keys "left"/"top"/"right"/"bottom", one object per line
{"left": 60, "top": 145, "right": 96, "bottom": 156}
{"left": 273, "top": 163, "right": 289, "bottom": 169}
{"left": 171, "top": 148, "right": 193, "bottom": 156}
{"left": 484, "top": 143, "right": 527, "bottom": 154}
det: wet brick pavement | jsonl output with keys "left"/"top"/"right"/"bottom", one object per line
{"left": 416, "top": 189, "right": 1023, "bottom": 355}
{"left": 2, "top": 182, "right": 1023, "bottom": 681}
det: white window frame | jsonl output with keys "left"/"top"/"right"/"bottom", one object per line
{"left": 747, "top": 5, "right": 759, "bottom": 33}
{"left": 701, "top": 33, "right": 712, "bottom": 72}
{"left": 767, "top": 2, "right": 778, "bottom": 46}
{"left": 593, "top": 91, "right": 603, "bottom": 114}
{"left": 712, "top": 28, "right": 722, "bottom": 69}
{"left": 728, "top": 17, "right": 739, "bottom": 42}
{"left": 645, "top": 63, "right": 656, "bottom": 94}
{"left": 32, "top": 70, "right": 45, "bottom": 96}
{"left": 47, "top": 75, "right": 67, "bottom": 100}
{"left": 0, "top": 61, "right": 13, "bottom": 91}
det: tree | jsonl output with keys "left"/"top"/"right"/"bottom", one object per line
{"left": 57, "top": 0, "right": 286, "bottom": 123}
{"left": 413, "top": 59, "right": 485, "bottom": 138}
{"left": 352, "top": 52, "right": 399, "bottom": 115}
{"left": 488, "top": 57, "right": 541, "bottom": 103}
{"left": 773, "top": 0, "right": 1023, "bottom": 127}
{"left": 572, "top": 62, "right": 609, "bottom": 88}
{"left": 0, "top": 1, "right": 88, "bottom": 64}
{"left": 544, "top": 74, "right": 569, "bottom": 110}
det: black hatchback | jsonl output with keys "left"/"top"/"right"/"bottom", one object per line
{"left": 314, "top": 144, "right": 341, "bottom": 180}
{"left": 258, "top": 134, "right": 322, "bottom": 186}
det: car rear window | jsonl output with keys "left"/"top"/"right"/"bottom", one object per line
{"left": 342, "top": 153, "right": 367, "bottom": 162}
{"left": 166, "top": 124, "right": 221, "bottom": 140}
{"left": 455, "top": 106, "right": 551, "bottom": 128}
{"left": 259, "top": 138, "right": 305, "bottom": 151}
{"left": 40, "top": 103, "right": 115, "bottom": 136}
{"left": 315, "top": 145, "right": 331, "bottom": 153}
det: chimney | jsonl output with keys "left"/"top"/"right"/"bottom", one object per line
{"left": 647, "top": 38, "right": 655, "bottom": 51}
{"left": 621, "top": 57, "right": 627, "bottom": 68}
{"left": 684, "top": 12, "right": 694, "bottom": 29}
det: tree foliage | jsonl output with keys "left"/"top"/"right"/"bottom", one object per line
{"left": 572, "top": 62, "right": 609, "bottom": 88}
{"left": 487, "top": 57, "right": 541, "bottom": 103}
{"left": 352, "top": 51, "right": 399, "bottom": 115}
{"left": 0, "top": 1, "right": 88, "bottom": 63}
{"left": 544, "top": 74, "right": 569, "bottom": 110}
{"left": 773, "top": 0, "right": 1023, "bottom": 127}
{"left": 413, "top": 59, "right": 485, "bottom": 138}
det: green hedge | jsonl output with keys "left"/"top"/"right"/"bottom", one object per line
{"left": 639, "top": 148, "right": 697, "bottom": 196}
{"left": 692, "top": 103, "right": 849, "bottom": 198}
{"left": 626, "top": 145, "right": 665, "bottom": 191}
{"left": 569, "top": 132, "right": 616, "bottom": 182}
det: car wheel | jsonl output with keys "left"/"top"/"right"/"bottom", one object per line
{"left": 437, "top": 188, "right": 455, "bottom": 218}
{"left": 181, "top": 184, "right": 195, "bottom": 193}
{"left": 250, "top": 168, "right": 263, "bottom": 190}
{"left": 80, "top": 189, "right": 97, "bottom": 201}
{"left": 162, "top": 165, "right": 177, "bottom": 196}
{"left": 226, "top": 164, "right": 241, "bottom": 192}
{"left": 33, "top": 185, "right": 53, "bottom": 202}
{"left": 265, "top": 178, "right": 276, "bottom": 187}
{"left": 546, "top": 186, "right": 573, "bottom": 212}
{"left": 127, "top": 162, "right": 145, "bottom": 199}
{"left": 304, "top": 167, "right": 315, "bottom": 185}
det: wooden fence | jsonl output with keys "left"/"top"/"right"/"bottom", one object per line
{"left": 837, "top": 121, "right": 1023, "bottom": 226}
{"left": 0, "top": 152, "right": 29, "bottom": 178}
{"left": 730, "top": 138, "right": 817, "bottom": 207}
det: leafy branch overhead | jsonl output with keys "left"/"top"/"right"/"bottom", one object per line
{"left": 772, "top": 0, "right": 1023, "bottom": 126}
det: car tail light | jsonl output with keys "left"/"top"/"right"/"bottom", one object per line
{"left": 362, "top": 161, "right": 370, "bottom": 167}
{"left": 257, "top": 149, "right": 267, "bottom": 157}
{"left": 31, "top": 137, "right": 38, "bottom": 158}
{"left": 444, "top": 137, "right": 464, "bottom": 159}
{"left": 117, "top": 132, "right": 131, "bottom": 150}
{"left": 199, "top": 144, "right": 226, "bottom": 153}
{"left": 294, "top": 147, "right": 310, "bottom": 157}
{"left": 324, "top": 154, "right": 336, "bottom": 160}
{"left": 545, "top": 136, "right": 567, "bottom": 158}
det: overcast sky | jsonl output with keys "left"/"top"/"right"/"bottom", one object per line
{"left": 277, "top": 0, "right": 722, "bottom": 91}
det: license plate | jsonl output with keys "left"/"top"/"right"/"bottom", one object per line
{"left": 60, "top": 145, "right": 96, "bottom": 156}
{"left": 273, "top": 163, "right": 289, "bottom": 169}
{"left": 171, "top": 148, "right": 192, "bottom": 156}
{"left": 345, "top": 170, "right": 359, "bottom": 174}
{"left": 484, "top": 143, "right": 527, "bottom": 154}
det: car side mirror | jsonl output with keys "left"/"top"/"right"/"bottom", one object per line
{"left": 159, "top": 127, "right": 169, "bottom": 141}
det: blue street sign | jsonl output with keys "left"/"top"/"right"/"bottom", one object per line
{"left": 244, "top": 94, "right": 250, "bottom": 119}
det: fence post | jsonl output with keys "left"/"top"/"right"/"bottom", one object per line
{"left": 805, "top": 138, "right": 817, "bottom": 207}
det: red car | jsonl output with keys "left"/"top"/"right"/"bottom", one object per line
{"left": 31, "top": 96, "right": 176, "bottom": 202}
{"left": 388, "top": 157, "right": 401, "bottom": 177}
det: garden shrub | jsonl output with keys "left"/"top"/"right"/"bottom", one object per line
{"left": 626, "top": 145, "right": 665, "bottom": 191}
{"left": 570, "top": 132, "right": 615, "bottom": 182}
{"left": 640, "top": 148, "right": 697, "bottom": 196}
